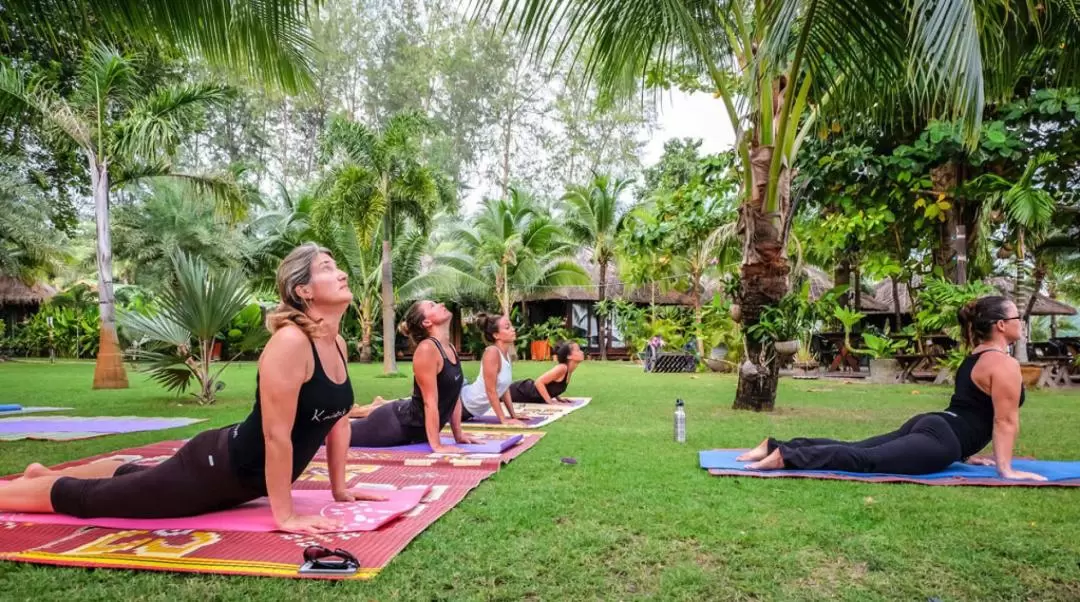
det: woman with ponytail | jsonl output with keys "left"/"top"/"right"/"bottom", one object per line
{"left": 0, "top": 243, "right": 384, "bottom": 532}
{"left": 735, "top": 296, "right": 1045, "bottom": 480}
{"left": 350, "top": 300, "right": 479, "bottom": 453}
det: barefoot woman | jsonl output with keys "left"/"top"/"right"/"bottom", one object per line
{"left": 349, "top": 300, "right": 479, "bottom": 453}
{"left": 738, "top": 296, "right": 1046, "bottom": 481}
{"left": 1, "top": 244, "right": 382, "bottom": 532}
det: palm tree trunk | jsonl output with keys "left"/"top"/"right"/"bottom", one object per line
{"left": 598, "top": 259, "right": 608, "bottom": 361}
{"left": 1014, "top": 252, "right": 1028, "bottom": 363}
{"left": 890, "top": 275, "right": 902, "bottom": 331}
{"left": 90, "top": 157, "right": 128, "bottom": 390}
{"left": 692, "top": 269, "right": 704, "bottom": 358}
{"left": 380, "top": 215, "right": 397, "bottom": 374}
{"left": 733, "top": 144, "right": 790, "bottom": 412}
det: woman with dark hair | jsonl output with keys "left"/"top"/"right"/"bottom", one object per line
{"left": 736, "top": 296, "right": 1046, "bottom": 480}
{"left": 0, "top": 243, "right": 384, "bottom": 533}
{"left": 459, "top": 312, "right": 526, "bottom": 425}
{"left": 349, "top": 300, "right": 478, "bottom": 453}
{"left": 508, "top": 340, "right": 585, "bottom": 405}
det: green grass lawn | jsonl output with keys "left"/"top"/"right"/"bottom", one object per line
{"left": 1, "top": 359, "right": 1078, "bottom": 601}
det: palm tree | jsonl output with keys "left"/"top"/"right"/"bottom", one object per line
{"left": 0, "top": 0, "right": 318, "bottom": 91}
{"left": 112, "top": 181, "right": 248, "bottom": 290}
{"left": 971, "top": 152, "right": 1058, "bottom": 361}
{"left": 450, "top": 190, "right": 589, "bottom": 316}
{"left": 0, "top": 44, "right": 248, "bottom": 389}
{"left": 0, "top": 162, "right": 69, "bottom": 282}
{"left": 314, "top": 112, "right": 452, "bottom": 374}
{"left": 119, "top": 252, "right": 251, "bottom": 404}
{"left": 563, "top": 172, "right": 631, "bottom": 360}
{"left": 473, "top": 0, "right": 1050, "bottom": 410}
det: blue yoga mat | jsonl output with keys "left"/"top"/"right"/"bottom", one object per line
{"left": 0, "top": 405, "right": 23, "bottom": 412}
{"left": 699, "top": 450, "right": 1080, "bottom": 487}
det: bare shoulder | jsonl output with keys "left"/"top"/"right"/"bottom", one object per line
{"left": 259, "top": 325, "right": 313, "bottom": 378}
{"left": 980, "top": 350, "right": 1019, "bottom": 370}
{"left": 265, "top": 324, "right": 311, "bottom": 354}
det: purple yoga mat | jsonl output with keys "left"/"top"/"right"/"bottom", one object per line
{"left": 353, "top": 434, "right": 523, "bottom": 453}
{"left": 0, "top": 416, "right": 205, "bottom": 435}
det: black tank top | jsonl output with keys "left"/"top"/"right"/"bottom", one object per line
{"left": 509, "top": 369, "right": 570, "bottom": 403}
{"left": 396, "top": 338, "right": 463, "bottom": 429}
{"left": 229, "top": 338, "right": 354, "bottom": 487}
{"left": 939, "top": 349, "right": 1026, "bottom": 458}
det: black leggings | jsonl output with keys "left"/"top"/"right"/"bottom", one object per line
{"left": 50, "top": 427, "right": 263, "bottom": 519}
{"left": 769, "top": 413, "right": 963, "bottom": 475}
{"left": 349, "top": 400, "right": 425, "bottom": 447}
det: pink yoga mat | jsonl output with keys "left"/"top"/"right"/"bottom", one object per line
{"left": 0, "top": 487, "right": 429, "bottom": 533}
{"left": 353, "top": 434, "right": 523, "bottom": 454}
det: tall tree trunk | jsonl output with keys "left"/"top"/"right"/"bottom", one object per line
{"left": 500, "top": 107, "right": 514, "bottom": 197}
{"left": 890, "top": 275, "right": 902, "bottom": 331}
{"left": 835, "top": 257, "right": 851, "bottom": 308}
{"left": 692, "top": 269, "right": 704, "bottom": 357}
{"left": 380, "top": 215, "right": 397, "bottom": 374}
{"left": 1014, "top": 255, "right": 1028, "bottom": 363}
{"left": 89, "top": 157, "right": 128, "bottom": 389}
{"left": 733, "top": 144, "right": 791, "bottom": 411}
{"left": 853, "top": 265, "right": 862, "bottom": 313}
{"left": 930, "top": 162, "right": 959, "bottom": 278}
{"left": 598, "top": 259, "right": 608, "bottom": 361}
{"left": 359, "top": 300, "right": 373, "bottom": 363}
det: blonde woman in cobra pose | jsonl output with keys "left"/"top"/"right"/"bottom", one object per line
{"left": 0, "top": 244, "right": 383, "bottom": 532}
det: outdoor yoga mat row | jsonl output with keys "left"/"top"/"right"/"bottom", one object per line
{"left": 0, "top": 430, "right": 544, "bottom": 580}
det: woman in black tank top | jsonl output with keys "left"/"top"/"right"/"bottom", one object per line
{"left": 0, "top": 244, "right": 385, "bottom": 530}
{"left": 734, "top": 296, "right": 1046, "bottom": 481}
{"left": 349, "top": 300, "right": 479, "bottom": 453}
{"left": 509, "top": 340, "right": 585, "bottom": 404}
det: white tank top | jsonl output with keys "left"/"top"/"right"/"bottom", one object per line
{"left": 461, "top": 347, "right": 513, "bottom": 416}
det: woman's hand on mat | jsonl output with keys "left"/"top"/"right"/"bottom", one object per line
{"left": 502, "top": 418, "right": 525, "bottom": 426}
{"left": 333, "top": 488, "right": 387, "bottom": 503}
{"left": 278, "top": 514, "right": 343, "bottom": 534}
{"left": 455, "top": 435, "right": 482, "bottom": 445}
{"left": 966, "top": 456, "right": 996, "bottom": 466}
{"left": 432, "top": 444, "right": 467, "bottom": 454}
{"left": 999, "top": 468, "right": 1047, "bottom": 481}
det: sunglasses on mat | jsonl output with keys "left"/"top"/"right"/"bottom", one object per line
{"left": 300, "top": 545, "right": 360, "bottom": 574}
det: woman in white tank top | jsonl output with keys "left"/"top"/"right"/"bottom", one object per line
{"left": 460, "top": 313, "right": 525, "bottom": 425}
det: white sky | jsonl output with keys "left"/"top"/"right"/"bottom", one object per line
{"left": 461, "top": 89, "right": 735, "bottom": 214}
{"left": 642, "top": 89, "right": 736, "bottom": 166}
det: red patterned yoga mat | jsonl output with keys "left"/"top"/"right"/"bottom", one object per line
{"left": 0, "top": 436, "right": 535, "bottom": 579}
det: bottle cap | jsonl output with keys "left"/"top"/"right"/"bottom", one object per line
{"left": 676, "top": 398, "right": 685, "bottom": 407}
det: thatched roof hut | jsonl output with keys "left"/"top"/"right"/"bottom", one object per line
{"left": 868, "top": 276, "right": 1077, "bottom": 317}
{"left": 0, "top": 275, "right": 57, "bottom": 306}
{"left": 800, "top": 265, "right": 891, "bottom": 313}
{"left": 985, "top": 277, "right": 1077, "bottom": 317}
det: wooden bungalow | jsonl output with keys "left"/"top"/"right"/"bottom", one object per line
{"left": 522, "top": 259, "right": 722, "bottom": 360}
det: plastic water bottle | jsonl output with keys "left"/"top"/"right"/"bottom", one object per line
{"left": 674, "top": 398, "right": 686, "bottom": 443}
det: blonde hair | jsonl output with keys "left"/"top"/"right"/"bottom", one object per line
{"left": 265, "top": 243, "right": 332, "bottom": 339}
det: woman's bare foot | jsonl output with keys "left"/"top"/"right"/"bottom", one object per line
{"left": 745, "top": 448, "right": 785, "bottom": 471}
{"left": 22, "top": 463, "right": 53, "bottom": 479}
{"left": 736, "top": 438, "right": 771, "bottom": 462}
{"left": 372, "top": 396, "right": 388, "bottom": 407}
